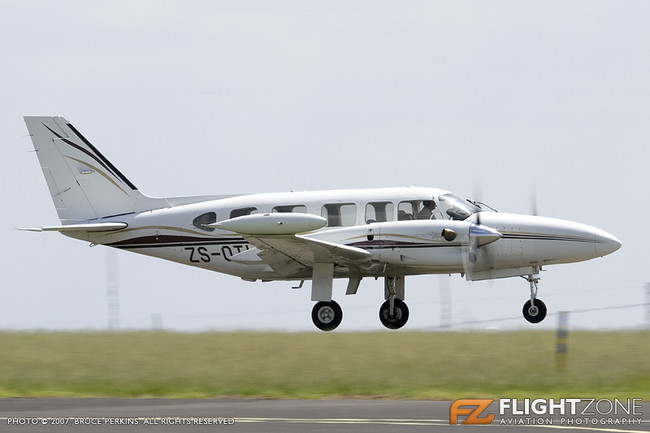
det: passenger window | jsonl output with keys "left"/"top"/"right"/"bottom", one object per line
{"left": 321, "top": 203, "right": 357, "bottom": 227}
{"left": 230, "top": 207, "right": 258, "bottom": 218}
{"left": 272, "top": 205, "right": 307, "bottom": 213}
{"left": 365, "top": 202, "right": 394, "bottom": 223}
{"left": 193, "top": 212, "right": 217, "bottom": 232}
{"left": 398, "top": 201, "right": 416, "bottom": 220}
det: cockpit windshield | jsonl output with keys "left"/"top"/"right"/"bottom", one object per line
{"left": 437, "top": 193, "right": 481, "bottom": 221}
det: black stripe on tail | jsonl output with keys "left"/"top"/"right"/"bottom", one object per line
{"left": 66, "top": 123, "right": 138, "bottom": 191}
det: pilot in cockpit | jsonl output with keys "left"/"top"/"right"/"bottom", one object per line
{"left": 417, "top": 200, "right": 438, "bottom": 220}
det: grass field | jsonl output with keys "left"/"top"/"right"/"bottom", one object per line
{"left": 0, "top": 331, "right": 647, "bottom": 399}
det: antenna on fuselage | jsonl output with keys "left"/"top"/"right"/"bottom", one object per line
{"left": 530, "top": 181, "right": 538, "bottom": 216}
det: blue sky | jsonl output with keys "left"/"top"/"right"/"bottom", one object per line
{"left": 2, "top": 1, "right": 648, "bottom": 331}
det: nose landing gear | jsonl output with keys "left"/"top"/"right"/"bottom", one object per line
{"left": 379, "top": 276, "right": 409, "bottom": 330}
{"left": 522, "top": 272, "right": 547, "bottom": 323}
{"left": 379, "top": 298, "right": 409, "bottom": 329}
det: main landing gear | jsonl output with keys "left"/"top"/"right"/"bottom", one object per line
{"left": 309, "top": 276, "right": 411, "bottom": 331}
{"left": 522, "top": 272, "right": 547, "bottom": 324}
{"left": 311, "top": 301, "right": 343, "bottom": 331}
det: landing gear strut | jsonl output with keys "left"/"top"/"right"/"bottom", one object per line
{"left": 311, "top": 300, "right": 342, "bottom": 331}
{"left": 522, "top": 273, "right": 547, "bottom": 323}
{"left": 379, "top": 276, "right": 409, "bottom": 330}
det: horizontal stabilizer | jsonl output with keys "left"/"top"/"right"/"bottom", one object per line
{"left": 20, "top": 222, "right": 128, "bottom": 233}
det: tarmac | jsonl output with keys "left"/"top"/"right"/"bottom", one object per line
{"left": 1, "top": 398, "right": 649, "bottom": 433}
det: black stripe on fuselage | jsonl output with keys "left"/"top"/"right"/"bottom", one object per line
{"left": 107, "top": 231, "right": 596, "bottom": 251}
{"left": 351, "top": 232, "right": 596, "bottom": 250}
{"left": 348, "top": 240, "right": 461, "bottom": 250}
{"left": 501, "top": 233, "right": 594, "bottom": 243}
{"left": 108, "top": 235, "right": 246, "bottom": 249}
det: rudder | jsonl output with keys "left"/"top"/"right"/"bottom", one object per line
{"left": 24, "top": 116, "right": 159, "bottom": 224}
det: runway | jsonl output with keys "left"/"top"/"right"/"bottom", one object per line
{"left": 1, "top": 398, "right": 649, "bottom": 433}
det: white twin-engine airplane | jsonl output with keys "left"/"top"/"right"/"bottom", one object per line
{"left": 23, "top": 116, "right": 622, "bottom": 331}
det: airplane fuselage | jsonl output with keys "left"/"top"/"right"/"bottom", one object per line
{"left": 64, "top": 186, "right": 620, "bottom": 283}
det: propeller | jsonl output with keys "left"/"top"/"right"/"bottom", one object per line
{"left": 463, "top": 220, "right": 502, "bottom": 276}
{"left": 461, "top": 180, "right": 540, "bottom": 281}
{"left": 462, "top": 185, "right": 501, "bottom": 280}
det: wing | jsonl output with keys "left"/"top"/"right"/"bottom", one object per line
{"left": 209, "top": 213, "right": 371, "bottom": 277}
{"left": 246, "top": 234, "right": 370, "bottom": 277}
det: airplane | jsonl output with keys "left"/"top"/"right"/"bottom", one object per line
{"left": 22, "top": 116, "right": 622, "bottom": 331}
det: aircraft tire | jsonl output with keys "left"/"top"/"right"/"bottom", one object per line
{"left": 311, "top": 301, "right": 343, "bottom": 331}
{"left": 522, "top": 299, "right": 547, "bottom": 323}
{"left": 379, "top": 299, "right": 409, "bottom": 330}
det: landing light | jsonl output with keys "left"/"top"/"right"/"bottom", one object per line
{"left": 441, "top": 229, "right": 457, "bottom": 242}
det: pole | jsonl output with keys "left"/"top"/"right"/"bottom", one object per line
{"left": 556, "top": 311, "right": 569, "bottom": 371}
{"left": 439, "top": 275, "right": 451, "bottom": 330}
{"left": 106, "top": 248, "right": 119, "bottom": 330}
{"left": 646, "top": 283, "right": 650, "bottom": 329}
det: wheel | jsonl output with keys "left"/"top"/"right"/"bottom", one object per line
{"left": 311, "top": 301, "right": 343, "bottom": 331}
{"left": 522, "top": 299, "right": 547, "bottom": 323}
{"left": 379, "top": 299, "right": 409, "bottom": 330}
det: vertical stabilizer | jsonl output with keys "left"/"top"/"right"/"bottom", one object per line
{"left": 24, "top": 116, "right": 160, "bottom": 224}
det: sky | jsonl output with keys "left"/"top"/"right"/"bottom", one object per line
{"left": 2, "top": 0, "right": 649, "bottom": 332}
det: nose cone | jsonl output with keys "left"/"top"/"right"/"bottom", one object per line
{"left": 475, "top": 212, "right": 621, "bottom": 266}
{"left": 594, "top": 229, "right": 622, "bottom": 257}
{"left": 470, "top": 224, "right": 502, "bottom": 246}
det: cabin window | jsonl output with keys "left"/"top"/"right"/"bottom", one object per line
{"left": 398, "top": 201, "right": 417, "bottom": 220}
{"left": 365, "top": 202, "right": 394, "bottom": 223}
{"left": 272, "top": 205, "right": 307, "bottom": 213}
{"left": 321, "top": 203, "right": 356, "bottom": 227}
{"left": 230, "top": 207, "right": 258, "bottom": 218}
{"left": 193, "top": 212, "right": 217, "bottom": 232}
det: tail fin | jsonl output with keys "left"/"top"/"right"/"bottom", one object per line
{"left": 24, "top": 116, "right": 160, "bottom": 224}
